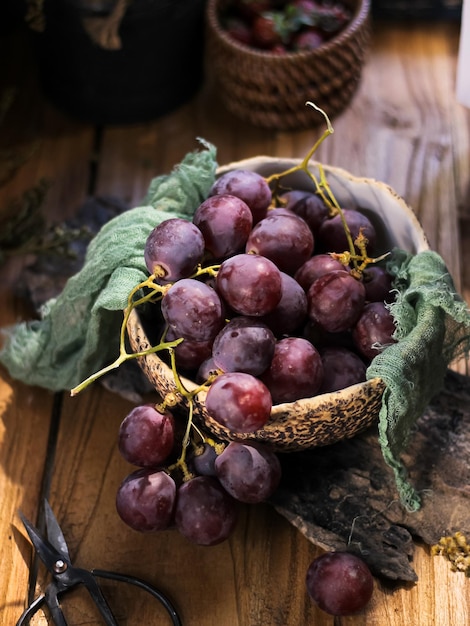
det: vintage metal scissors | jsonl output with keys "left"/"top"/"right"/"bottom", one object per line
{"left": 17, "top": 500, "right": 182, "bottom": 625}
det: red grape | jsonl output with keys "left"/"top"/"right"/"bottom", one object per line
{"left": 161, "top": 278, "right": 224, "bottom": 342}
{"left": 118, "top": 404, "right": 175, "bottom": 468}
{"left": 216, "top": 253, "right": 282, "bottom": 316}
{"left": 261, "top": 337, "right": 323, "bottom": 404}
{"left": 214, "top": 441, "right": 281, "bottom": 503}
{"left": 165, "top": 327, "right": 213, "bottom": 371}
{"left": 295, "top": 253, "right": 345, "bottom": 292}
{"left": 307, "top": 270, "right": 366, "bottom": 333}
{"left": 193, "top": 193, "right": 253, "bottom": 259}
{"left": 115, "top": 468, "right": 176, "bottom": 532}
{"left": 362, "top": 265, "right": 394, "bottom": 303}
{"left": 306, "top": 551, "right": 374, "bottom": 616}
{"left": 319, "top": 347, "right": 366, "bottom": 393}
{"left": 209, "top": 169, "right": 272, "bottom": 224}
{"left": 352, "top": 301, "right": 397, "bottom": 360}
{"left": 288, "top": 191, "right": 330, "bottom": 236}
{"left": 144, "top": 218, "right": 204, "bottom": 283}
{"left": 245, "top": 210, "right": 314, "bottom": 275}
{"left": 212, "top": 316, "right": 276, "bottom": 376}
{"left": 318, "top": 209, "right": 377, "bottom": 254}
{"left": 174, "top": 476, "right": 237, "bottom": 546}
{"left": 205, "top": 372, "right": 272, "bottom": 433}
{"left": 259, "top": 271, "right": 308, "bottom": 337}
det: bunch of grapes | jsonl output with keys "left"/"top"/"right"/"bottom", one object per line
{"left": 69, "top": 114, "right": 399, "bottom": 613}
{"left": 113, "top": 154, "right": 395, "bottom": 577}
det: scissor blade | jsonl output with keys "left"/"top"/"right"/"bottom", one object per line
{"left": 43, "top": 500, "right": 71, "bottom": 563}
{"left": 19, "top": 511, "right": 67, "bottom": 573}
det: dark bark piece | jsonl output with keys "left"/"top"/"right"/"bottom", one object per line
{"left": 270, "top": 369, "right": 470, "bottom": 582}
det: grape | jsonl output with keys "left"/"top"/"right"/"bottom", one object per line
{"left": 288, "top": 191, "right": 330, "bottom": 236}
{"left": 212, "top": 316, "right": 276, "bottom": 376}
{"left": 209, "top": 168, "right": 272, "bottom": 224}
{"left": 144, "top": 218, "right": 205, "bottom": 283}
{"left": 261, "top": 337, "right": 323, "bottom": 404}
{"left": 259, "top": 271, "right": 308, "bottom": 337}
{"left": 318, "top": 209, "right": 377, "bottom": 254}
{"left": 161, "top": 278, "right": 224, "bottom": 342}
{"left": 362, "top": 265, "right": 394, "bottom": 303}
{"left": 294, "top": 254, "right": 345, "bottom": 292}
{"left": 306, "top": 551, "right": 374, "bottom": 616}
{"left": 193, "top": 193, "right": 253, "bottom": 259}
{"left": 118, "top": 404, "right": 175, "bottom": 467}
{"left": 165, "top": 327, "right": 213, "bottom": 371}
{"left": 214, "top": 441, "right": 281, "bottom": 503}
{"left": 352, "top": 301, "right": 397, "bottom": 361}
{"left": 279, "top": 189, "right": 310, "bottom": 210}
{"left": 205, "top": 372, "right": 272, "bottom": 433}
{"left": 245, "top": 210, "right": 314, "bottom": 275}
{"left": 174, "top": 476, "right": 237, "bottom": 546}
{"left": 307, "top": 270, "right": 366, "bottom": 333}
{"left": 115, "top": 468, "right": 176, "bottom": 532}
{"left": 195, "top": 356, "right": 223, "bottom": 384}
{"left": 189, "top": 443, "right": 218, "bottom": 477}
{"left": 216, "top": 253, "right": 282, "bottom": 316}
{"left": 319, "top": 347, "right": 366, "bottom": 393}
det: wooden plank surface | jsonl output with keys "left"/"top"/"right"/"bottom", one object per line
{"left": 1, "top": 15, "right": 470, "bottom": 626}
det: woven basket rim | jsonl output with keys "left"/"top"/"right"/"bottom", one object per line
{"left": 206, "top": 0, "right": 371, "bottom": 61}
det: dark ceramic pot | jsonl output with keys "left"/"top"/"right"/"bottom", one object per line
{"left": 34, "top": 0, "right": 207, "bottom": 124}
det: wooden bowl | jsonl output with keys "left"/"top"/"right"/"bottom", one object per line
{"left": 127, "top": 157, "right": 429, "bottom": 452}
{"left": 205, "top": 0, "right": 371, "bottom": 130}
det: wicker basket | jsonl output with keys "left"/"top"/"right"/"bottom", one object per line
{"left": 205, "top": 0, "right": 371, "bottom": 130}
{"left": 126, "top": 156, "right": 430, "bottom": 452}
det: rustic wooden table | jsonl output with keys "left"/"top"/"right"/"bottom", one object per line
{"left": 1, "top": 14, "right": 470, "bottom": 626}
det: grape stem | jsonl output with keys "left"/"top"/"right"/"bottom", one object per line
{"left": 264, "top": 102, "right": 379, "bottom": 276}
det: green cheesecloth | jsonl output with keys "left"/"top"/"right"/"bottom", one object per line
{"left": 1, "top": 140, "right": 469, "bottom": 511}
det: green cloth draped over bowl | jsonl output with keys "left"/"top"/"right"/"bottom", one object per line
{"left": 0, "top": 139, "right": 469, "bottom": 511}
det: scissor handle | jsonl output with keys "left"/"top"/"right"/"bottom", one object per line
{"left": 93, "top": 569, "right": 183, "bottom": 626}
{"left": 16, "top": 569, "right": 182, "bottom": 626}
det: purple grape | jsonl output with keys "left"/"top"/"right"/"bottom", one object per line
{"left": 245, "top": 210, "right": 314, "bottom": 275}
{"left": 318, "top": 209, "right": 377, "bottom": 254}
{"left": 144, "top": 218, "right": 205, "bottom": 283}
{"left": 279, "top": 189, "right": 310, "bottom": 210}
{"left": 209, "top": 168, "right": 272, "bottom": 224}
{"left": 118, "top": 404, "right": 175, "bottom": 467}
{"left": 259, "top": 271, "right": 308, "bottom": 337}
{"left": 319, "top": 347, "right": 367, "bottom": 393}
{"left": 294, "top": 254, "right": 345, "bottom": 292}
{"left": 212, "top": 316, "right": 276, "bottom": 376}
{"left": 195, "top": 356, "right": 223, "bottom": 384}
{"left": 261, "top": 337, "right": 323, "bottom": 404}
{"left": 161, "top": 278, "right": 224, "bottom": 342}
{"left": 165, "top": 327, "right": 213, "bottom": 371}
{"left": 214, "top": 441, "right": 281, "bottom": 503}
{"left": 190, "top": 443, "right": 218, "bottom": 477}
{"left": 115, "top": 468, "right": 176, "bottom": 532}
{"left": 306, "top": 552, "right": 374, "bottom": 616}
{"left": 288, "top": 191, "right": 330, "bottom": 236}
{"left": 216, "top": 253, "right": 282, "bottom": 316}
{"left": 352, "top": 301, "right": 397, "bottom": 361}
{"left": 193, "top": 193, "right": 253, "bottom": 259}
{"left": 362, "top": 265, "right": 394, "bottom": 303}
{"left": 174, "top": 475, "right": 237, "bottom": 546}
{"left": 307, "top": 270, "right": 366, "bottom": 333}
{"left": 205, "top": 372, "right": 272, "bottom": 433}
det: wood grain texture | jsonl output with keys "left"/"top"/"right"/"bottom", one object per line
{"left": 1, "top": 16, "right": 469, "bottom": 626}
